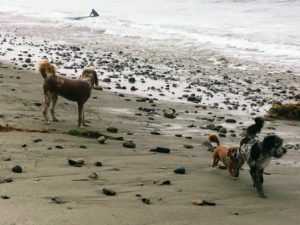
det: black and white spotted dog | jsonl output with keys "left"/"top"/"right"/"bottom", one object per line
{"left": 235, "top": 117, "right": 287, "bottom": 198}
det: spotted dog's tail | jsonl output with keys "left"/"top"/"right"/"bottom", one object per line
{"left": 37, "top": 60, "right": 57, "bottom": 79}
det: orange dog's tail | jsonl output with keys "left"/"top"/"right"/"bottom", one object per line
{"left": 37, "top": 60, "right": 57, "bottom": 79}
{"left": 208, "top": 134, "right": 220, "bottom": 146}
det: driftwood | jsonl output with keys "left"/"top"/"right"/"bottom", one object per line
{"left": 267, "top": 103, "right": 300, "bottom": 121}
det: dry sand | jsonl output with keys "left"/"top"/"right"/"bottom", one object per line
{"left": 0, "top": 62, "right": 300, "bottom": 225}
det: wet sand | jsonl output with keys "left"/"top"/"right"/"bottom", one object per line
{"left": 0, "top": 57, "right": 300, "bottom": 225}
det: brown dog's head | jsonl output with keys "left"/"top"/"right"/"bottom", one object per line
{"left": 227, "top": 147, "right": 238, "bottom": 166}
{"left": 81, "top": 69, "right": 98, "bottom": 88}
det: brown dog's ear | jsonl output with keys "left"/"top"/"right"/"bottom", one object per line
{"left": 92, "top": 70, "right": 98, "bottom": 87}
{"left": 227, "top": 147, "right": 238, "bottom": 157}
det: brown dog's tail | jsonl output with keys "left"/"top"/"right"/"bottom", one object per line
{"left": 208, "top": 134, "right": 220, "bottom": 146}
{"left": 81, "top": 69, "right": 98, "bottom": 88}
{"left": 37, "top": 60, "right": 57, "bottom": 79}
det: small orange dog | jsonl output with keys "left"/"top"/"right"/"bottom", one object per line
{"left": 209, "top": 134, "right": 238, "bottom": 180}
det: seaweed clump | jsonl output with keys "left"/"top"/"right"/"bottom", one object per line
{"left": 267, "top": 103, "right": 300, "bottom": 121}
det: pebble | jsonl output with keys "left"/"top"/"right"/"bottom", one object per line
{"left": 97, "top": 136, "right": 106, "bottom": 144}
{"left": 160, "top": 180, "right": 171, "bottom": 185}
{"left": 142, "top": 198, "right": 151, "bottom": 204}
{"left": 51, "top": 196, "right": 65, "bottom": 204}
{"left": 123, "top": 140, "right": 136, "bottom": 148}
{"left": 150, "top": 147, "right": 170, "bottom": 154}
{"left": 95, "top": 161, "right": 102, "bottom": 167}
{"left": 68, "top": 158, "right": 85, "bottom": 167}
{"left": 88, "top": 172, "right": 98, "bottom": 179}
{"left": 103, "top": 188, "right": 116, "bottom": 196}
{"left": 4, "top": 177, "right": 13, "bottom": 183}
{"left": 1, "top": 195, "right": 10, "bottom": 200}
{"left": 163, "top": 108, "right": 176, "bottom": 119}
{"left": 183, "top": 144, "right": 193, "bottom": 149}
{"left": 12, "top": 165, "right": 22, "bottom": 173}
{"left": 174, "top": 167, "right": 186, "bottom": 174}
{"left": 107, "top": 127, "right": 118, "bottom": 133}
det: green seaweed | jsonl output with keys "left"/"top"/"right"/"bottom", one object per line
{"left": 267, "top": 103, "right": 300, "bottom": 121}
{"left": 68, "top": 128, "right": 123, "bottom": 141}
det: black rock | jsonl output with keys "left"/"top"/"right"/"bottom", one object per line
{"left": 174, "top": 167, "right": 186, "bottom": 174}
{"left": 123, "top": 140, "right": 136, "bottom": 148}
{"left": 68, "top": 158, "right": 85, "bottom": 167}
{"left": 95, "top": 161, "right": 102, "bottom": 167}
{"left": 160, "top": 180, "right": 171, "bottom": 185}
{"left": 103, "top": 188, "right": 116, "bottom": 196}
{"left": 128, "top": 77, "right": 136, "bottom": 83}
{"left": 4, "top": 177, "right": 13, "bottom": 183}
{"left": 1, "top": 195, "right": 10, "bottom": 200}
{"left": 202, "top": 200, "right": 216, "bottom": 206}
{"left": 150, "top": 147, "right": 170, "bottom": 154}
{"left": 225, "top": 118, "right": 237, "bottom": 123}
{"left": 142, "top": 198, "right": 151, "bottom": 204}
{"left": 183, "top": 144, "right": 193, "bottom": 149}
{"left": 107, "top": 127, "right": 118, "bottom": 133}
{"left": 51, "top": 196, "right": 65, "bottom": 204}
{"left": 33, "top": 138, "right": 42, "bottom": 143}
{"left": 12, "top": 165, "right": 22, "bottom": 173}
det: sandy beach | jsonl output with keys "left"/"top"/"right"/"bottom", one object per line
{"left": 0, "top": 55, "right": 300, "bottom": 225}
{"left": 1, "top": 1, "right": 300, "bottom": 223}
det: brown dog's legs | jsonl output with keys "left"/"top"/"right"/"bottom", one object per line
{"left": 43, "top": 92, "right": 52, "bottom": 123}
{"left": 77, "top": 102, "right": 84, "bottom": 127}
{"left": 212, "top": 150, "right": 220, "bottom": 167}
{"left": 50, "top": 94, "right": 59, "bottom": 122}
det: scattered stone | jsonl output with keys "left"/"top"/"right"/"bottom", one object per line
{"left": 202, "top": 200, "right": 216, "bottom": 206}
{"left": 123, "top": 140, "right": 136, "bottom": 148}
{"left": 174, "top": 167, "right": 186, "bottom": 174}
{"left": 142, "top": 198, "right": 151, "bottom": 204}
{"left": 79, "top": 145, "right": 87, "bottom": 149}
{"left": 12, "top": 165, "right": 22, "bottom": 173}
{"left": 95, "top": 161, "right": 102, "bottom": 167}
{"left": 163, "top": 108, "right": 176, "bottom": 119}
{"left": 1, "top": 195, "right": 10, "bottom": 200}
{"left": 34, "top": 102, "right": 42, "bottom": 107}
{"left": 150, "top": 147, "right": 170, "bottom": 154}
{"left": 103, "top": 188, "right": 116, "bottom": 196}
{"left": 150, "top": 131, "right": 161, "bottom": 135}
{"left": 4, "top": 177, "right": 13, "bottom": 183}
{"left": 55, "top": 145, "right": 64, "bottom": 149}
{"left": 68, "top": 158, "right": 85, "bottom": 167}
{"left": 97, "top": 136, "right": 106, "bottom": 144}
{"left": 88, "top": 172, "right": 98, "bottom": 179}
{"left": 128, "top": 77, "right": 136, "bottom": 83}
{"left": 183, "top": 144, "right": 193, "bottom": 149}
{"left": 51, "top": 196, "right": 65, "bottom": 204}
{"left": 225, "top": 118, "right": 237, "bottom": 123}
{"left": 107, "top": 127, "right": 118, "bottom": 133}
{"left": 175, "top": 134, "right": 182, "bottom": 137}
{"left": 160, "top": 180, "right": 171, "bottom": 185}
{"left": 33, "top": 138, "right": 42, "bottom": 143}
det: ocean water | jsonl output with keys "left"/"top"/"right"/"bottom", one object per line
{"left": 1, "top": 0, "right": 300, "bottom": 70}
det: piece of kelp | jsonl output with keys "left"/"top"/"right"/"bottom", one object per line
{"left": 68, "top": 129, "right": 123, "bottom": 140}
{"left": 267, "top": 103, "right": 300, "bottom": 121}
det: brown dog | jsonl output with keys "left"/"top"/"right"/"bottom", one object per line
{"left": 37, "top": 60, "right": 98, "bottom": 127}
{"left": 209, "top": 134, "right": 238, "bottom": 180}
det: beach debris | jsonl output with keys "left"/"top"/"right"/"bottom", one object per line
{"left": 174, "top": 167, "right": 186, "bottom": 174}
{"left": 68, "top": 158, "right": 85, "bottom": 167}
{"left": 12, "top": 165, "right": 22, "bottom": 173}
{"left": 267, "top": 103, "right": 300, "bottom": 121}
{"left": 0, "top": 124, "right": 49, "bottom": 133}
{"left": 160, "top": 180, "right": 171, "bottom": 185}
{"left": 103, "top": 188, "right": 116, "bottom": 196}
{"left": 51, "top": 196, "right": 65, "bottom": 204}
{"left": 163, "top": 108, "right": 176, "bottom": 119}
{"left": 193, "top": 200, "right": 216, "bottom": 206}
{"left": 183, "top": 144, "right": 193, "bottom": 149}
{"left": 142, "top": 198, "right": 151, "bottom": 204}
{"left": 97, "top": 136, "right": 106, "bottom": 144}
{"left": 95, "top": 161, "right": 103, "bottom": 167}
{"left": 68, "top": 129, "right": 123, "bottom": 140}
{"left": 107, "top": 127, "right": 118, "bottom": 133}
{"left": 33, "top": 138, "right": 42, "bottom": 143}
{"left": 123, "top": 140, "right": 136, "bottom": 148}
{"left": 150, "top": 147, "right": 170, "bottom": 154}
{"left": 1, "top": 195, "right": 10, "bottom": 200}
{"left": 88, "top": 172, "right": 98, "bottom": 179}
{"left": 225, "top": 118, "right": 237, "bottom": 123}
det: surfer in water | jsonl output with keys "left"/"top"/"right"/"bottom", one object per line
{"left": 90, "top": 9, "right": 100, "bottom": 17}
